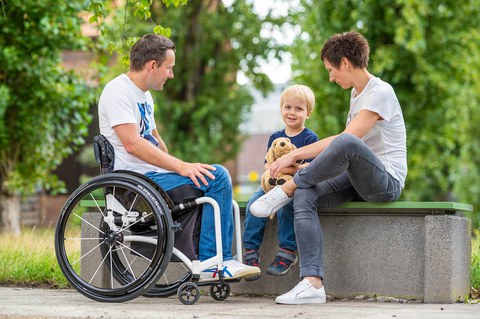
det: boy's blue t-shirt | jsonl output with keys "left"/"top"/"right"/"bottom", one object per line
{"left": 266, "top": 127, "right": 318, "bottom": 163}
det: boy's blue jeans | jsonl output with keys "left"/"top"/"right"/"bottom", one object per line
{"left": 146, "top": 164, "right": 233, "bottom": 261}
{"left": 243, "top": 188, "right": 297, "bottom": 252}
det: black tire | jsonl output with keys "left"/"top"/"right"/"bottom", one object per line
{"left": 143, "top": 260, "right": 192, "bottom": 298}
{"left": 177, "top": 282, "right": 200, "bottom": 305}
{"left": 210, "top": 283, "right": 230, "bottom": 301}
{"left": 54, "top": 173, "right": 174, "bottom": 302}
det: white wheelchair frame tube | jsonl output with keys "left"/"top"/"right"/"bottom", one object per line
{"left": 122, "top": 197, "right": 243, "bottom": 277}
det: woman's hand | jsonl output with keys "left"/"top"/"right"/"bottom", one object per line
{"left": 270, "top": 153, "right": 296, "bottom": 179}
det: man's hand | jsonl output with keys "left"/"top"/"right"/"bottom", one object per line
{"left": 178, "top": 162, "right": 216, "bottom": 187}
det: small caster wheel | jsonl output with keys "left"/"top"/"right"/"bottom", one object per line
{"left": 177, "top": 282, "right": 200, "bottom": 305}
{"left": 210, "top": 283, "right": 230, "bottom": 301}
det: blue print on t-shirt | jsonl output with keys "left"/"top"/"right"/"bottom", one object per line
{"left": 138, "top": 102, "right": 159, "bottom": 147}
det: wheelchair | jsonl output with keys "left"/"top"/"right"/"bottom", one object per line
{"left": 54, "top": 135, "right": 244, "bottom": 304}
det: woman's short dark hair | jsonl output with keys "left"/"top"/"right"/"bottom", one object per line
{"left": 129, "top": 34, "right": 176, "bottom": 71}
{"left": 320, "top": 31, "right": 370, "bottom": 69}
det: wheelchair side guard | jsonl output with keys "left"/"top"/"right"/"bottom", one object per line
{"left": 93, "top": 135, "right": 115, "bottom": 174}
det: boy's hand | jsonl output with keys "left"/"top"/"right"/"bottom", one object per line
{"left": 179, "top": 162, "right": 216, "bottom": 187}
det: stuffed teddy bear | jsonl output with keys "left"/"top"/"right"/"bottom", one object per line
{"left": 261, "top": 137, "right": 303, "bottom": 193}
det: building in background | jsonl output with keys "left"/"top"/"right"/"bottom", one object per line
{"left": 234, "top": 84, "right": 286, "bottom": 201}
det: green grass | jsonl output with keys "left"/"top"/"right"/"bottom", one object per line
{"left": 472, "top": 229, "right": 480, "bottom": 290}
{"left": 0, "top": 227, "right": 479, "bottom": 291}
{"left": 0, "top": 228, "right": 70, "bottom": 288}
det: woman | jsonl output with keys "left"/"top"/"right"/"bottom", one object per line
{"left": 250, "top": 31, "right": 407, "bottom": 305}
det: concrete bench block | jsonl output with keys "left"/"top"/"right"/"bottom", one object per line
{"left": 232, "top": 205, "right": 472, "bottom": 303}
{"left": 79, "top": 202, "right": 472, "bottom": 303}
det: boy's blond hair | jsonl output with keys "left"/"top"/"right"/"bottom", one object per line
{"left": 279, "top": 84, "right": 315, "bottom": 114}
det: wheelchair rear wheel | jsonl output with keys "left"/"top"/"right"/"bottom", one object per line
{"left": 55, "top": 173, "right": 174, "bottom": 302}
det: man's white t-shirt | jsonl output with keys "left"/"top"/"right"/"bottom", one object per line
{"left": 348, "top": 77, "right": 407, "bottom": 188}
{"left": 98, "top": 74, "right": 168, "bottom": 174}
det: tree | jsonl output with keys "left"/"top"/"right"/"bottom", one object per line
{"left": 98, "top": 0, "right": 284, "bottom": 163}
{"left": 0, "top": 0, "right": 285, "bottom": 233}
{"left": 289, "top": 0, "right": 480, "bottom": 228}
{"left": 0, "top": 0, "right": 93, "bottom": 233}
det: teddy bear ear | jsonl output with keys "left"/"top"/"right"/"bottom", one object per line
{"left": 265, "top": 145, "right": 275, "bottom": 163}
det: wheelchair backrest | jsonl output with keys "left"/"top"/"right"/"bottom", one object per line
{"left": 93, "top": 134, "right": 115, "bottom": 174}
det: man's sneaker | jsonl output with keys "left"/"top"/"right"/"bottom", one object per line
{"left": 275, "top": 279, "right": 326, "bottom": 304}
{"left": 250, "top": 185, "right": 292, "bottom": 218}
{"left": 267, "top": 248, "right": 297, "bottom": 276}
{"left": 243, "top": 249, "right": 261, "bottom": 281}
{"left": 199, "top": 259, "right": 260, "bottom": 282}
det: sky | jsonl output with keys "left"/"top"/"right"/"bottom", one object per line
{"left": 232, "top": 0, "right": 297, "bottom": 84}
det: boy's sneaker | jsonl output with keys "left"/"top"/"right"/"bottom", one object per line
{"left": 275, "top": 279, "right": 326, "bottom": 304}
{"left": 199, "top": 259, "right": 260, "bottom": 282}
{"left": 267, "top": 248, "right": 297, "bottom": 276}
{"left": 250, "top": 185, "right": 292, "bottom": 218}
{"left": 243, "top": 249, "right": 261, "bottom": 281}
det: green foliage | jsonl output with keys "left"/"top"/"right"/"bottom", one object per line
{"left": 0, "top": 0, "right": 93, "bottom": 195}
{"left": 100, "top": 0, "right": 283, "bottom": 163}
{"left": 291, "top": 0, "right": 480, "bottom": 227}
{"left": 473, "top": 230, "right": 480, "bottom": 290}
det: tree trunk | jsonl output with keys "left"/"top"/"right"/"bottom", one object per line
{"left": 1, "top": 192, "right": 21, "bottom": 234}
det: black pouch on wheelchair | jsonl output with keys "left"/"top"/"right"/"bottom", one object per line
{"left": 167, "top": 185, "right": 203, "bottom": 262}
{"left": 93, "top": 135, "right": 115, "bottom": 174}
{"left": 130, "top": 184, "right": 203, "bottom": 262}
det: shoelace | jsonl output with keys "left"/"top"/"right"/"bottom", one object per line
{"left": 264, "top": 188, "right": 288, "bottom": 209}
{"left": 289, "top": 280, "right": 311, "bottom": 295}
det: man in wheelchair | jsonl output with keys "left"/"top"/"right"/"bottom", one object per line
{"left": 97, "top": 33, "right": 260, "bottom": 281}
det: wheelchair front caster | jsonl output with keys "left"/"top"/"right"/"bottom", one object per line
{"left": 178, "top": 282, "right": 200, "bottom": 305}
{"left": 210, "top": 283, "right": 230, "bottom": 301}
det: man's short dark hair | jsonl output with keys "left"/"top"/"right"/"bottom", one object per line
{"left": 129, "top": 34, "right": 176, "bottom": 72}
{"left": 321, "top": 31, "right": 370, "bottom": 69}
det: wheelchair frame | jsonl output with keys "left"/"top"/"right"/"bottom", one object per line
{"left": 54, "top": 135, "right": 243, "bottom": 305}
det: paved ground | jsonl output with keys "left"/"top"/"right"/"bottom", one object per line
{"left": 0, "top": 287, "right": 479, "bottom": 319}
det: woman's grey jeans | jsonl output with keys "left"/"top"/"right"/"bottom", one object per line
{"left": 292, "top": 133, "right": 402, "bottom": 279}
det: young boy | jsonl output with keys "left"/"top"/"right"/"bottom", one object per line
{"left": 242, "top": 84, "right": 318, "bottom": 280}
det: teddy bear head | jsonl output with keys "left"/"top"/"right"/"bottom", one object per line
{"left": 265, "top": 137, "right": 296, "bottom": 164}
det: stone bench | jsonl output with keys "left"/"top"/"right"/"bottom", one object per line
{"left": 80, "top": 200, "right": 473, "bottom": 303}
{"left": 232, "top": 201, "right": 473, "bottom": 303}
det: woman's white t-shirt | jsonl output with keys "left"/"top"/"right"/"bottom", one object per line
{"left": 348, "top": 77, "right": 407, "bottom": 188}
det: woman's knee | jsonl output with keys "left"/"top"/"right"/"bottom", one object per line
{"left": 334, "top": 133, "right": 363, "bottom": 150}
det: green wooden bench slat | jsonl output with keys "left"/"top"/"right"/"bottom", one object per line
{"left": 82, "top": 199, "right": 472, "bottom": 213}
{"left": 236, "top": 201, "right": 472, "bottom": 212}
{"left": 81, "top": 200, "right": 106, "bottom": 207}
{"left": 338, "top": 201, "right": 473, "bottom": 212}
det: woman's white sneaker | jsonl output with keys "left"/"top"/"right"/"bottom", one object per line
{"left": 250, "top": 186, "right": 292, "bottom": 218}
{"left": 275, "top": 279, "right": 326, "bottom": 304}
